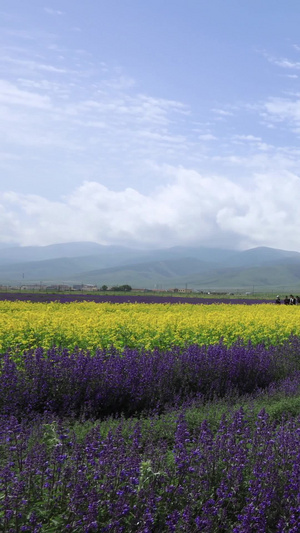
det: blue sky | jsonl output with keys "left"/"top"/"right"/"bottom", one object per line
{"left": 1, "top": 1, "right": 300, "bottom": 250}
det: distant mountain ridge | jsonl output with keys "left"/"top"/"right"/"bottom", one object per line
{"left": 1, "top": 242, "right": 300, "bottom": 291}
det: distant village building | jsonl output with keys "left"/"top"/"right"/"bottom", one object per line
{"left": 178, "top": 288, "right": 194, "bottom": 293}
{"left": 72, "top": 284, "right": 98, "bottom": 291}
{"left": 151, "top": 288, "right": 167, "bottom": 293}
{"left": 21, "top": 284, "right": 45, "bottom": 291}
{"left": 45, "top": 284, "right": 72, "bottom": 291}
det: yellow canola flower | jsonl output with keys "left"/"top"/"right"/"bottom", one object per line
{"left": 0, "top": 300, "right": 300, "bottom": 355}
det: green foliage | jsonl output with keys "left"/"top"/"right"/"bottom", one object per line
{"left": 109, "top": 284, "right": 132, "bottom": 291}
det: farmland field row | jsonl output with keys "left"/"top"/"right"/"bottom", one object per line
{"left": 0, "top": 300, "right": 299, "bottom": 353}
{"left": 1, "top": 298, "right": 300, "bottom": 531}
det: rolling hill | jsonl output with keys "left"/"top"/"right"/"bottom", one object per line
{"left": 1, "top": 242, "right": 300, "bottom": 291}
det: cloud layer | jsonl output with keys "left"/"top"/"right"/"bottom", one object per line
{"left": 1, "top": 165, "right": 300, "bottom": 251}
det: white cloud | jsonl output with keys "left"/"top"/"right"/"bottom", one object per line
{"left": 0, "top": 79, "right": 52, "bottom": 109}
{"left": 272, "top": 58, "right": 300, "bottom": 70}
{"left": 264, "top": 96, "right": 300, "bottom": 124}
{"left": 233, "top": 135, "right": 262, "bottom": 142}
{"left": 217, "top": 170, "right": 300, "bottom": 247}
{"left": 1, "top": 56, "right": 71, "bottom": 75}
{"left": 2, "top": 166, "right": 300, "bottom": 250}
{"left": 198, "top": 134, "right": 216, "bottom": 141}
{"left": 44, "top": 8, "right": 64, "bottom": 16}
{"left": 212, "top": 108, "right": 234, "bottom": 117}
{"left": 0, "top": 70, "right": 194, "bottom": 173}
{"left": 263, "top": 51, "right": 300, "bottom": 70}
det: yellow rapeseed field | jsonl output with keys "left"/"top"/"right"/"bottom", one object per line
{"left": 1, "top": 300, "right": 300, "bottom": 354}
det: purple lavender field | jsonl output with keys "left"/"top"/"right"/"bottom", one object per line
{"left": 1, "top": 405, "right": 300, "bottom": 532}
{"left": 1, "top": 334, "right": 300, "bottom": 531}
{"left": 0, "top": 340, "right": 284, "bottom": 419}
{"left": 0, "top": 291, "right": 271, "bottom": 305}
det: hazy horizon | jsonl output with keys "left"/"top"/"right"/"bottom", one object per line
{"left": 1, "top": 241, "right": 300, "bottom": 256}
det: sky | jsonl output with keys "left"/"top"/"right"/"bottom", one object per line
{"left": 1, "top": 1, "right": 300, "bottom": 251}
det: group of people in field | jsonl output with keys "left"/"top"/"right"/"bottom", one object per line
{"left": 275, "top": 294, "right": 300, "bottom": 305}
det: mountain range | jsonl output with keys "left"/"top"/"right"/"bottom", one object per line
{"left": 1, "top": 242, "right": 300, "bottom": 292}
